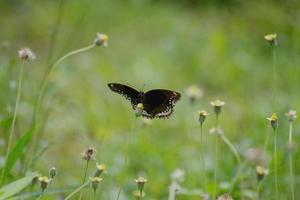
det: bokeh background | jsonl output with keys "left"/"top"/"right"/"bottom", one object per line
{"left": 0, "top": 0, "right": 300, "bottom": 199}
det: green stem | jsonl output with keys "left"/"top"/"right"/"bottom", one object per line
{"left": 274, "top": 129, "right": 278, "bottom": 200}
{"left": 272, "top": 45, "right": 277, "bottom": 107}
{"left": 288, "top": 122, "right": 295, "bottom": 200}
{"left": 0, "top": 61, "right": 25, "bottom": 185}
{"left": 115, "top": 115, "right": 137, "bottom": 200}
{"left": 64, "top": 181, "right": 91, "bottom": 200}
{"left": 213, "top": 114, "right": 219, "bottom": 200}
{"left": 256, "top": 182, "right": 262, "bottom": 200}
{"left": 219, "top": 134, "right": 242, "bottom": 165}
{"left": 79, "top": 160, "right": 90, "bottom": 200}
{"left": 199, "top": 124, "right": 206, "bottom": 188}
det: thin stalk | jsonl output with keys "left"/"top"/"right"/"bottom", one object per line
{"left": 0, "top": 61, "right": 25, "bottom": 185}
{"left": 274, "top": 129, "right": 278, "bottom": 200}
{"left": 288, "top": 122, "right": 295, "bottom": 200}
{"left": 256, "top": 181, "right": 262, "bottom": 200}
{"left": 199, "top": 124, "right": 206, "bottom": 188}
{"left": 64, "top": 181, "right": 91, "bottom": 200}
{"left": 79, "top": 160, "right": 90, "bottom": 200}
{"left": 115, "top": 115, "right": 137, "bottom": 200}
{"left": 219, "top": 134, "right": 242, "bottom": 165}
{"left": 213, "top": 114, "right": 219, "bottom": 200}
{"left": 272, "top": 45, "right": 277, "bottom": 107}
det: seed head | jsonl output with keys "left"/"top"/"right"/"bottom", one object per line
{"left": 82, "top": 147, "right": 96, "bottom": 161}
{"left": 264, "top": 33, "right": 277, "bottom": 46}
{"left": 49, "top": 167, "right": 57, "bottom": 179}
{"left": 198, "top": 110, "right": 209, "bottom": 125}
{"left": 38, "top": 176, "right": 51, "bottom": 191}
{"left": 18, "top": 47, "right": 36, "bottom": 61}
{"left": 186, "top": 85, "right": 203, "bottom": 103}
{"left": 210, "top": 99, "right": 225, "bottom": 115}
{"left": 285, "top": 110, "right": 297, "bottom": 122}
{"left": 91, "top": 177, "right": 102, "bottom": 191}
{"left": 217, "top": 193, "right": 233, "bottom": 200}
{"left": 267, "top": 113, "right": 279, "bottom": 131}
{"left": 94, "top": 163, "right": 106, "bottom": 177}
{"left": 256, "top": 165, "right": 269, "bottom": 182}
{"left": 95, "top": 33, "right": 109, "bottom": 47}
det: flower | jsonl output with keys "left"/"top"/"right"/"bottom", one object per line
{"left": 95, "top": 33, "right": 109, "bottom": 46}
{"left": 135, "top": 177, "right": 147, "bottom": 193}
{"left": 18, "top": 48, "right": 36, "bottom": 61}
{"left": 217, "top": 193, "right": 233, "bottom": 200}
{"left": 49, "top": 167, "right": 57, "bottom": 179}
{"left": 135, "top": 103, "right": 144, "bottom": 117}
{"left": 94, "top": 163, "right": 106, "bottom": 177}
{"left": 285, "top": 110, "right": 297, "bottom": 122}
{"left": 186, "top": 85, "right": 203, "bottom": 103}
{"left": 38, "top": 176, "right": 51, "bottom": 191}
{"left": 264, "top": 33, "right": 277, "bottom": 46}
{"left": 91, "top": 177, "right": 102, "bottom": 191}
{"left": 198, "top": 110, "right": 209, "bottom": 125}
{"left": 267, "top": 113, "right": 279, "bottom": 131}
{"left": 82, "top": 147, "right": 96, "bottom": 161}
{"left": 210, "top": 99, "right": 225, "bottom": 115}
{"left": 256, "top": 165, "right": 269, "bottom": 181}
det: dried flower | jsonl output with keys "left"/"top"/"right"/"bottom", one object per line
{"left": 267, "top": 113, "right": 279, "bottom": 131}
{"left": 82, "top": 147, "right": 96, "bottom": 161}
{"left": 18, "top": 47, "right": 36, "bottom": 61}
{"left": 94, "top": 163, "right": 106, "bottom": 177}
{"left": 91, "top": 177, "right": 102, "bottom": 191}
{"left": 256, "top": 165, "right": 269, "bottom": 181}
{"left": 186, "top": 85, "right": 203, "bottom": 103}
{"left": 49, "top": 167, "right": 57, "bottom": 179}
{"left": 217, "top": 193, "right": 233, "bottom": 200}
{"left": 285, "top": 110, "right": 297, "bottom": 122}
{"left": 198, "top": 110, "right": 209, "bottom": 125}
{"left": 95, "top": 33, "right": 109, "bottom": 46}
{"left": 135, "top": 177, "right": 147, "bottom": 195}
{"left": 210, "top": 99, "right": 225, "bottom": 115}
{"left": 264, "top": 33, "right": 277, "bottom": 46}
{"left": 171, "top": 169, "right": 185, "bottom": 183}
{"left": 38, "top": 176, "right": 51, "bottom": 191}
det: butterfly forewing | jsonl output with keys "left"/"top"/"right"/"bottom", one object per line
{"left": 144, "top": 90, "right": 181, "bottom": 118}
{"left": 107, "top": 83, "right": 140, "bottom": 107}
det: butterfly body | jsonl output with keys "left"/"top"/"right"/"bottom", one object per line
{"left": 108, "top": 83, "right": 181, "bottom": 118}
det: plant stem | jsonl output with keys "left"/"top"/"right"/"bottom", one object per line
{"left": 115, "top": 115, "right": 137, "bottom": 200}
{"left": 272, "top": 45, "right": 277, "bottom": 107}
{"left": 0, "top": 61, "right": 25, "bottom": 185}
{"left": 79, "top": 160, "right": 90, "bottom": 200}
{"left": 199, "top": 124, "right": 206, "bottom": 188}
{"left": 219, "top": 134, "right": 242, "bottom": 165}
{"left": 64, "top": 181, "right": 91, "bottom": 200}
{"left": 256, "top": 181, "right": 262, "bottom": 200}
{"left": 288, "top": 122, "right": 295, "bottom": 200}
{"left": 213, "top": 114, "right": 219, "bottom": 200}
{"left": 274, "top": 129, "right": 278, "bottom": 200}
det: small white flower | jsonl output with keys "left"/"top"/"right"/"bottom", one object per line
{"left": 18, "top": 47, "right": 36, "bottom": 61}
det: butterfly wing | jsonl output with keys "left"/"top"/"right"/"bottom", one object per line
{"left": 107, "top": 83, "right": 141, "bottom": 107}
{"left": 143, "top": 89, "right": 181, "bottom": 118}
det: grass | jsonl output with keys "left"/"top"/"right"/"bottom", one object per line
{"left": 0, "top": 0, "right": 300, "bottom": 199}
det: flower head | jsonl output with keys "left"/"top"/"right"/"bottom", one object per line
{"left": 186, "top": 85, "right": 203, "bottom": 103}
{"left": 256, "top": 165, "right": 269, "bottom": 182}
{"left": 94, "top": 163, "right": 106, "bottom": 177}
{"left": 82, "top": 147, "right": 96, "bottom": 161}
{"left": 135, "top": 103, "right": 144, "bottom": 117}
{"left": 91, "top": 177, "right": 102, "bottom": 191}
{"left": 210, "top": 99, "right": 225, "bottom": 115}
{"left": 38, "top": 176, "right": 51, "bottom": 191}
{"left": 267, "top": 113, "right": 279, "bottom": 131}
{"left": 18, "top": 48, "right": 36, "bottom": 61}
{"left": 264, "top": 33, "right": 277, "bottom": 46}
{"left": 135, "top": 177, "right": 147, "bottom": 194}
{"left": 217, "top": 193, "right": 233, "bottom": 200}
{"left": 171, "top": 169, "right": 185, "bottom": 183}
{"left": 49, "top": 167, "right": 57, "bottom": 179}
{"left": 285, "top": 110, "right": 297, "bottom": 122}
{"left": 95, "top": 33, "right": 109, "bottom": 47}
{"left": 198, "top": 110, "right": 209, "bottom": 125}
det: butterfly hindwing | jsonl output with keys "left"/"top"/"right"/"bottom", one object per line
{"left": 107, "top": 83, "right": 140, "bottom": 107}
{"left": 144, "top": 89, "right": 181, "bottom": 118}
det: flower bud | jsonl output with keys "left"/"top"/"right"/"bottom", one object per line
{"left": 92, "top": 177, "right": 102, "bottom": 191}
{"left": 95, "top": 33, "right": 109, "bottom": 46}
{"left": 135, "top": 177, "right": 147, "bottom": 196}
{"left": 267, "top": 113, "right": 278, "bottom": 131}
{"left": 210, "top": 100, "right": 225, "bottom": 115}
{"left": 49, "top": 167, "right": 57, "bottom": 179}
{"left": 256, "top": 165, "right": 269, "bottom": 182}
{"left": 38, "top": 176, "right": 51, "bottom": 191}
{"left": 94, "top": 163, "right": 106, "bottom": 177}
{"left": 264, "top": 33, "right": 277, "bottom": 46}
{"left": 198, "top": 110, "right": 209, "bottom": 125}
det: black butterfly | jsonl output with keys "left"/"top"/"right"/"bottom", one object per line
{"left": 108, "top": 83, "right": 181, "bottom": 118}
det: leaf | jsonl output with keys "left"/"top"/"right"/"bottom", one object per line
{"left": 0, "top": 172, "right": 39, "bottom": 200}
{"left": 2, "top": 126, "right": 35, "bottom": 178}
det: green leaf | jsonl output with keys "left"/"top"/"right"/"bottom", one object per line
{"left": 0, "top": 172, "right": 39, "bottom": 200}
{"left": 2, "top": 126, "right": 35, "bottom": 178}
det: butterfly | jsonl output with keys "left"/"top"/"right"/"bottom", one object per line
{"left": 108, "top": 83, "right": 181, "bottom": 118}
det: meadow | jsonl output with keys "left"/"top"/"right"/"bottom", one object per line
{"left": 0, "top": 0, "right": 300, "bottom": 199}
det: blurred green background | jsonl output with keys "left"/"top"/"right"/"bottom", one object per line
{"left": 0, "top": 0, "right": 300, "bottom": 199}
